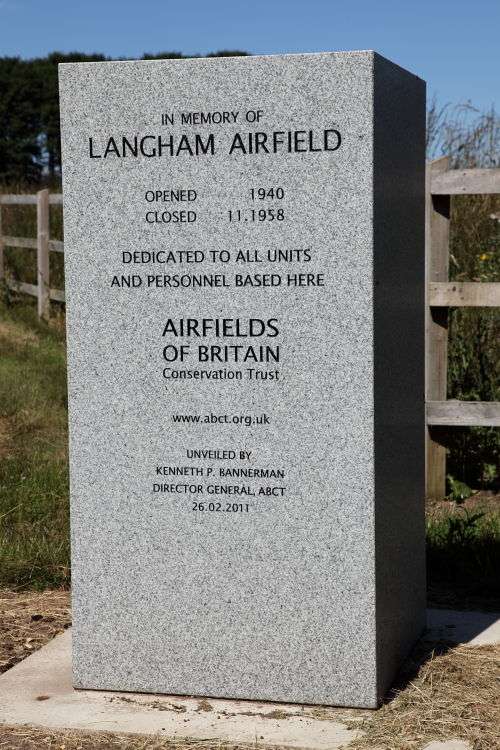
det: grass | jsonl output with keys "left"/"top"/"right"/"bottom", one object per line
{"left": 0, "top": 298, "right": 69, "bottom": 589}
{"left": 427, "top": 498, "right": 500, "bottom": 611}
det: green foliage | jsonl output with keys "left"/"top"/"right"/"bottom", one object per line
{"left": 427, "top": 504, "right": 500, "bottom": 609}
{"left": 0, "top": 58, "right": 43, "bottom": 183}
{"left": 446, "top": 475, "right": 474, "bottom": 503}
{"left": 438, "top": 507, "right": 486, "bottom": 545}
{"left": 446, "top": 191, "right": 499, "bottom": 488}
{"left": 205, "top": 50, "right": 250, "bottom": 57}
{"left": 0, "top": 52, "right": 106, "bottom": 184}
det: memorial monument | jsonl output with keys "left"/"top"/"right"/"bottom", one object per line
{"left": 59, "top": 51, "right": 426, "bottom": 708}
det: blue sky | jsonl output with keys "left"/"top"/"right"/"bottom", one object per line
{"left": 1, "top": 0, "right": 499, "bottom": 111}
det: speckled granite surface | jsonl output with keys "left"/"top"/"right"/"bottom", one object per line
{"left": 59, "top": 51, "right": 425, "bottom": 708}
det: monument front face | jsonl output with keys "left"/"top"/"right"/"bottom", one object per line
{"left": 60, "top": 52, "right": 426, "bottom": 708}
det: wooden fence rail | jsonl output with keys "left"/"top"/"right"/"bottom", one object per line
{"left": 1, "top": 168, "right": 499, "bottom": 498}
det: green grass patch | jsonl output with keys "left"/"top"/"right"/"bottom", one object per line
{"left": 0, "top": 298, "right": 69, "bottom": 588}
{"left": 427, "top": 502, "right": 500, "bottom": 610}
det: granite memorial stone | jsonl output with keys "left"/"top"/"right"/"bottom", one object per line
{"left": 59, "top": 51, "right": 426, "bottom": 708}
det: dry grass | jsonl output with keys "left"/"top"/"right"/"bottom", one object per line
{"left": 0, "top": 727, "right": 252, "bottom": 750}
{"left": 0, "top": 416, "right": 13, "bottom": 457}
{"left": 0, "top": 589, "right": 70, "bottom": 674}
{"left": 349, "top": 643, "right": 500, "bottom": 750}
{"left": 0, "top": 319, "right": 39, "bottom": 347}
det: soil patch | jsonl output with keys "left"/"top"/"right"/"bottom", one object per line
{"left": 0, "top": 589, "right": 71, "bottom": 675}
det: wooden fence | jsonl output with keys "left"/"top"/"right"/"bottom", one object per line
{"left": 1, "top": 166, "right": 500, "bottom": 498}
{"left": 426, "top": 158, "right": 500, "bottom": 498}
{"left": 0, "top": 189, "right": 64, "bottom": 319}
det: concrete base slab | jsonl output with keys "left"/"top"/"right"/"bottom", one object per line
{"left": 0, "top": 630, "right": 361, "bottom": 749}
{"left": 426, "top": 609, "right": 500, "bottom": 645}
{"left": 0, "top": 609, "right": 497, "bottom": 748}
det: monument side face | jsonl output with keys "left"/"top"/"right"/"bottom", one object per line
{"left": 59, "top": 51, "right": 425, "bottom": 708}
{"left": 372, "top": 54, "right": 426, "bottom": 701}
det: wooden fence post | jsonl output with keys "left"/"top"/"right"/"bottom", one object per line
{"left": 37, "top": 189, "right": 50, "bottom": 319}
{"left": 425, "top": 157, "right": 450, "bottom": 499}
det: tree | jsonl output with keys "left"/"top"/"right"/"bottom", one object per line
{"left": 0, "top": 57, "right": 43, "bottom": 184}
{"left": 37, "top": 52, "right": 107, "bottom": 180}
{"left": 0, "top": 50, "right": 248, "bottom": 184}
